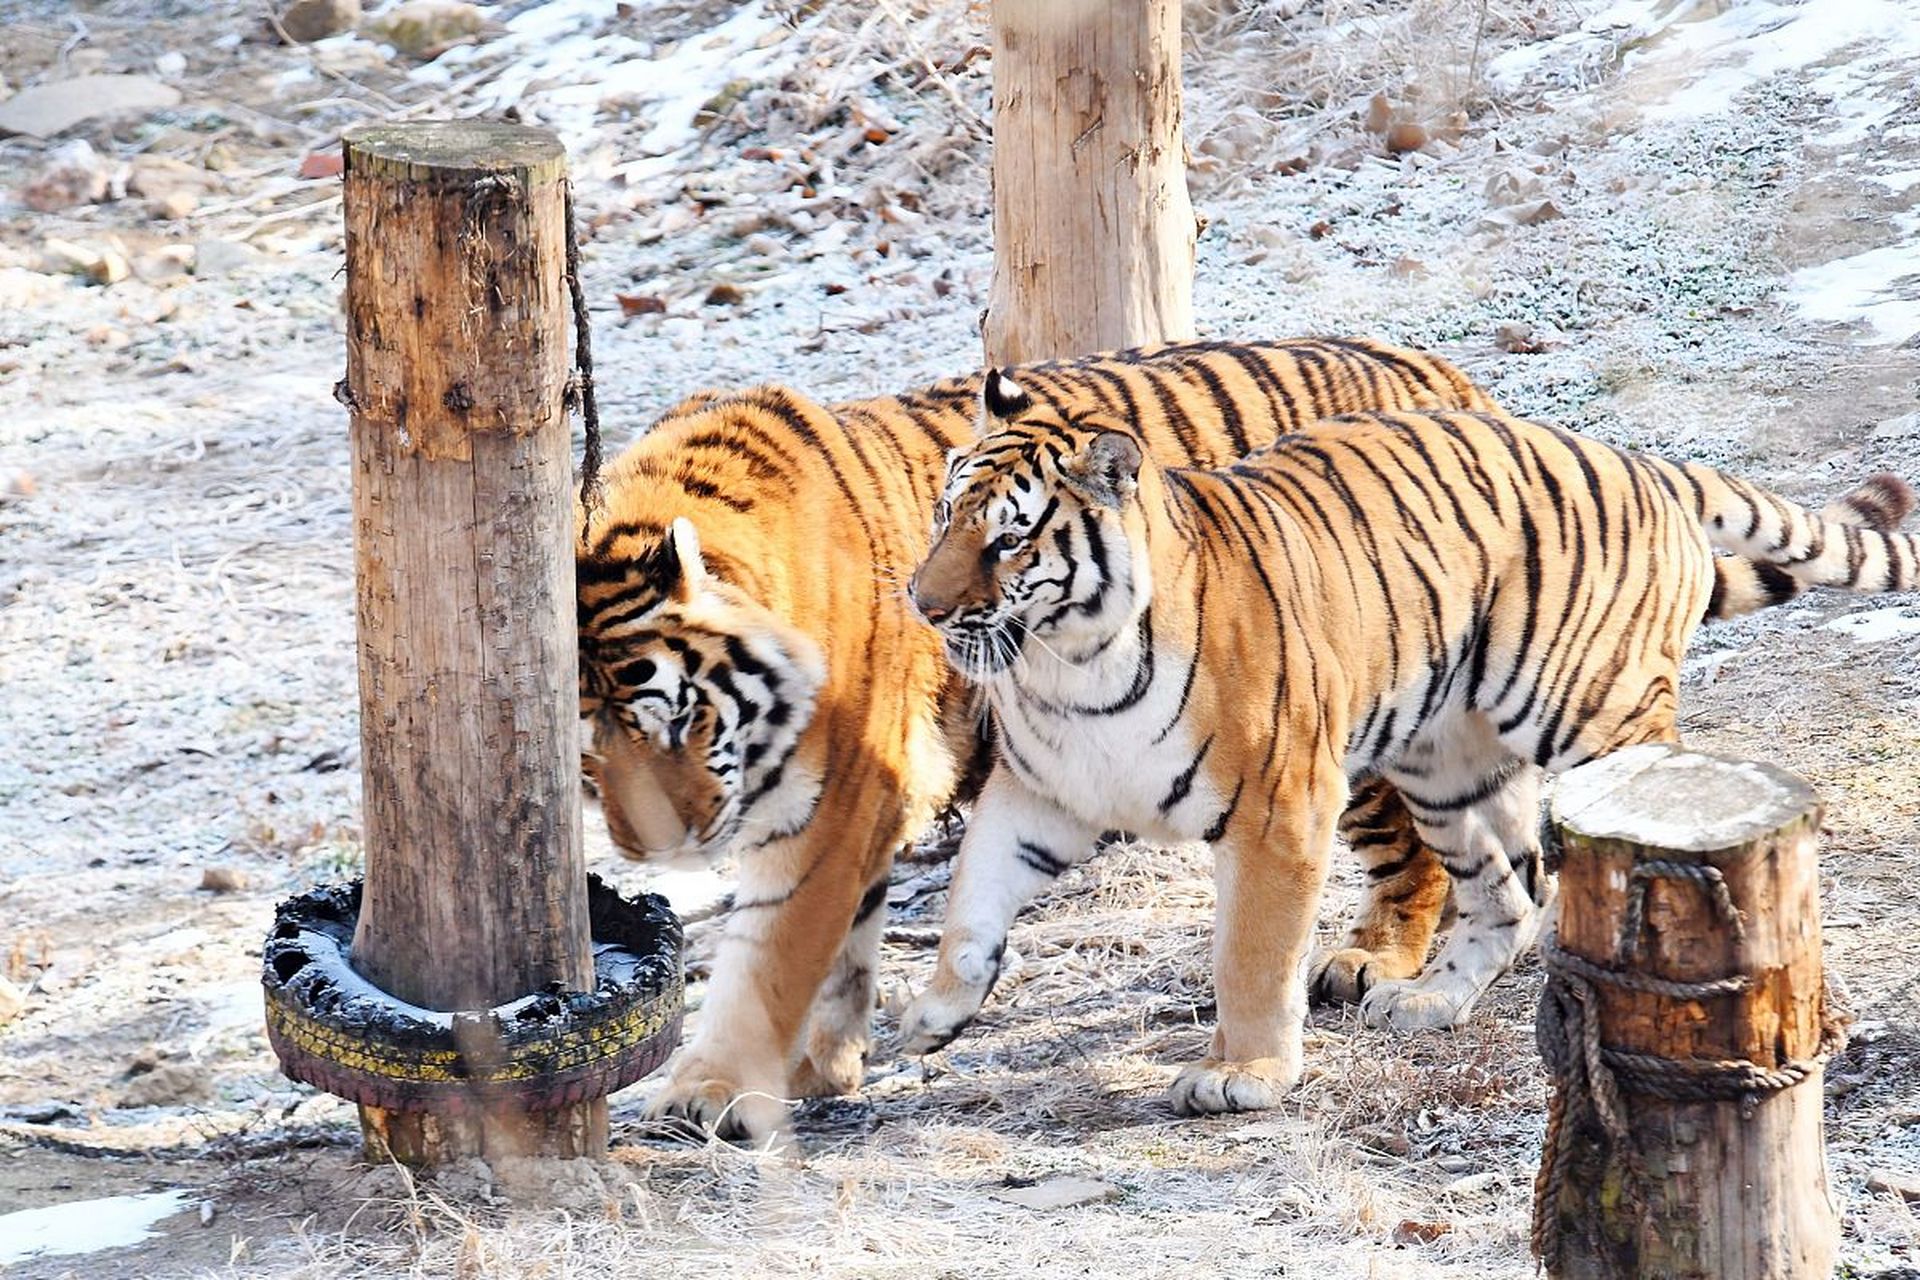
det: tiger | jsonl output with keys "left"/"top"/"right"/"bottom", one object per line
{"left": 576, "top": 337, "right": 1514, "bottom": 1142}
{"left": 899, "top": 370, "right": 1916, "bottom": 1114}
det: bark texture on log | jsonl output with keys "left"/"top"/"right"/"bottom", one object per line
{"left": 984, "top": 0, "right": 1194, "bottom": 365}
{"left": 342, "top": 121, "right": 603, "bottom": 1163}
{"left": 1542, "top": 744, "right": 1838, "bottom": 1279}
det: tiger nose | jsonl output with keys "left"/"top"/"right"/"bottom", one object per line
{"left": 910, "top": 575, "right": 954, "bottom": 624}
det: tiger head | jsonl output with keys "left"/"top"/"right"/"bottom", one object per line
{"left": 578, "top": 516, "right": 826, "bottom": 864}
{"left": 910, "top": 369, "right": 1150, "bottom": 681}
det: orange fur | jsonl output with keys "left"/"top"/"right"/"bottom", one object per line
{"left": 905, "top": 396, "right": 1917, "bottom": 1110}
{"left": 575, "top": 340, "right": 1508, "bottom": 1141}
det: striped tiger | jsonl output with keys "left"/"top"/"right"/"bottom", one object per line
{"left": 900, "top": 374, "right": 1916, "bottom": 1114}
{"left": 576, "top": 338, "right": 1501, "bottom": 1141}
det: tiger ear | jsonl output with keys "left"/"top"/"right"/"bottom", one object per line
{"left": 983, "top": 368, "right": 1032, "bottom": 422}
{"left": 663, "top": 517, "right": 708, "bottom": 603}
{"left": 1063, "top": 430, "right": 1142, "bottom": 509}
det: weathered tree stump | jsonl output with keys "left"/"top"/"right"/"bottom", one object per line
{"left": 983, "top": 0, "right": 1194, "bottom": 364}
{"left": 341, "top": 121, "right": 601, "bottom": 1164}
{"left": 1535, "top": 743, "right": 1841, "bottom": 1278}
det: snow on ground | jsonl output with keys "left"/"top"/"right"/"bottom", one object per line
{"left": 0, "top": 1189, "right": 196, "bottom": 1265}
{"left": 1, "top": 0, "right": 1918, "bottom": 1276}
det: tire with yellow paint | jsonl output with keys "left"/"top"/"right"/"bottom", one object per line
{"left": 262, "top": 875, "right": 682, "bottom": 1114}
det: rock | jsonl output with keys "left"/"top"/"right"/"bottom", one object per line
{"left": 128, "top": 156, "right": 220, "bottom": 201}
{"left": 192, "top": 239, "right": 262, "bottom": 277}
{"left": 0, "top": 469, "right": 36, "bottom": 503}
{"left": 988, "top": 1176, "right": 1119, "bottom": 1210}
{"left": 39, "top": 238, "right": 129, "bottom": 285}
{"left": 0, "top": 75, "right": 183, "bottom": 140}
{"left": 280, "top": 0, "right": 362, "bottom": 42}
{"left": 1872, "top": 411, "right": 1920, "bottom": 440}
{"left": 118, "top": 1062, "right": 213, "bottom": 1108}
{"left": 19, "top": 139, "right": 110, "bottom": 211}
{"left": 154, "top": 52, "right": 188, "bottom": 78}
{"left": 134, "top": 245, "right": 195, "bottom": 283}
{"left": 364, "top": 1, "right": 485, "bottom": 58}
{"left": 33, "top": 948, "right": 93, "bottom": 994}
{"left": 704, "top": 282, "right": 746, "bottom": 306}
{"left": 199, "top": 865, "right": 248, "bottom": 893}
{"left": 1868, "top": 1168, "right": 1920, "bottom": 1202}
{"left": 86, "top": 325, "right": 131, "bottom": 349}
{"left": 147, "top": 189, "right": 198, "bottom": 221}
{"left": 0, "top": 975, "right": 24, "bottom": 1024}
{"left": 1441, "top": 1170, "right": 1503, "bottom": 1196}
{"left": 89, "top": 250, "right": 130, "bottom": 286}
{"left": 1496, "top": 321, "right": 1544, "bottom": 354}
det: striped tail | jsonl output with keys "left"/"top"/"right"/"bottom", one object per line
{"left": 1691, "top": 471, "right": 1918, "bottom": 620}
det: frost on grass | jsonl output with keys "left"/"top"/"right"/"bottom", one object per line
{"left": 3, "top": 1, "right": 1920, "bottom": 1277}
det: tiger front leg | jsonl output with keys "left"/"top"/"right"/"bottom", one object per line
{"left": 1170, "top": 792, "right": 1338, "bottom": 1116}
{"left": 789, "top": 870, "right": 892, "bottom": 1098}
{"left": 898, "top": 765, "right": 1099, "bottom": 1055}
{"left": 646, "top": 830, "right": 881, "bottom": 1144}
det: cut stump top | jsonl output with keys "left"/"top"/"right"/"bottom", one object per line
{"left": 1551, "top": 743, "right": 1821, "bottom": 855}
{"left": 343, "top": 121, "right": 567, "bottom": 186}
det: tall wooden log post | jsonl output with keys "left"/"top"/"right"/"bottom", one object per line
{"left": 1535, "top": 743, "right": 1841, "bottom": 1278}
{"left": 984, "top": 0, "right": 1194, "bottom": 365}
{"left": 342, "top": 122, "right": 602, "bottom": 1163}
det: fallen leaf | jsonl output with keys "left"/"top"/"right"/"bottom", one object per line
{"left": 298, "top": 151, "right": 344, "bottom": 180}
{"left": 615, "top": 292, "right": 667, "bottom": 317}
{"left": 1392, "top": 1219, "right": 1453, "bottom": 1245}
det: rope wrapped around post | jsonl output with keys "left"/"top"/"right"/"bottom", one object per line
{"left": 1531, "top": 857, "right": 1846, "bottom": 1268}
{"left": 1531, "top": 745, "right": 1843, "bottom": 1279}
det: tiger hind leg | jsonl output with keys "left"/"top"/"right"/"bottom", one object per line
{"left": 1308, "top": 776, "right": 1453, "bottom": 1006}
{"left": 1360, "top": 720, "right": 1549, "bottom": 1032}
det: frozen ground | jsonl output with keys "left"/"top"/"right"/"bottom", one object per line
{"left": 1, "top": 0, "right": 1917, "bottom": 1276}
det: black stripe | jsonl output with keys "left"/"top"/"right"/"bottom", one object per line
{"left": 1159, "top": 735, "right": 1214, "bottom": 813}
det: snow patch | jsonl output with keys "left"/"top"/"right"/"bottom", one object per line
{"left": 1821, "top": 606, "right": 1920, "bottom": 643}
{"left": 412, "top": 0, "right": 798, "bottom": 171}
{"left": 1493, "top": 0, "right": 1920, "bottom": 145}
{"left": 1783, "top": 211, "right": 1920, "bottom": 345}
{"left": 0, "top": 1191, "right": 194, "bottom": 1264}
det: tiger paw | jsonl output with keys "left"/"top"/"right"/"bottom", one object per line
{"left": 1168, "top": 1055, "right": 1300, "bottom": 1115}
{"left": 1357, "top": 979, "right": 1474, "bottom": 1033}
{"left": 644, "top": 1066, "right": 791, "bottom": 1145}
{"left": 896, "top": 985, "right": 983, "bottom": 1056}
{"left": 790, "top": 1038, "right": 867, "bottom": 1098}
{"left": 1307, "top": 947, "right": 1381, "bottom": 1006}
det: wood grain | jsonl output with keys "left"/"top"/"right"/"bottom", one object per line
{"left": 983, "top": 0, "right": 1194, "bottom": 365}
{"left": 1545, "top": 744, "right": 1838, "bottom": 1278}
{"left": 341, "top": 121, "right": 602, "bottom": 1162}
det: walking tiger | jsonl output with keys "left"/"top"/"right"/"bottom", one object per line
{"left": 899, "top": 371, "right": 1915, "bottom": 1113}
{"left": 577, "top": 338, "right": 1507, "bottom": 1141}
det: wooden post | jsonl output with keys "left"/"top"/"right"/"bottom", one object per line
{"left": 1536, "top": 743, "right": 1840, "bottom": 1277}
{"left": 341, "top": 121, "right": 603, "bottom": 1164}
{"left": 984, "top": 0, "right": 1194, "bottom": 365}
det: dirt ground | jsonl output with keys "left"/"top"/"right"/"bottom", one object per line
{"left": 2, "top": 0, "right": 1918, "bottom": 1276}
